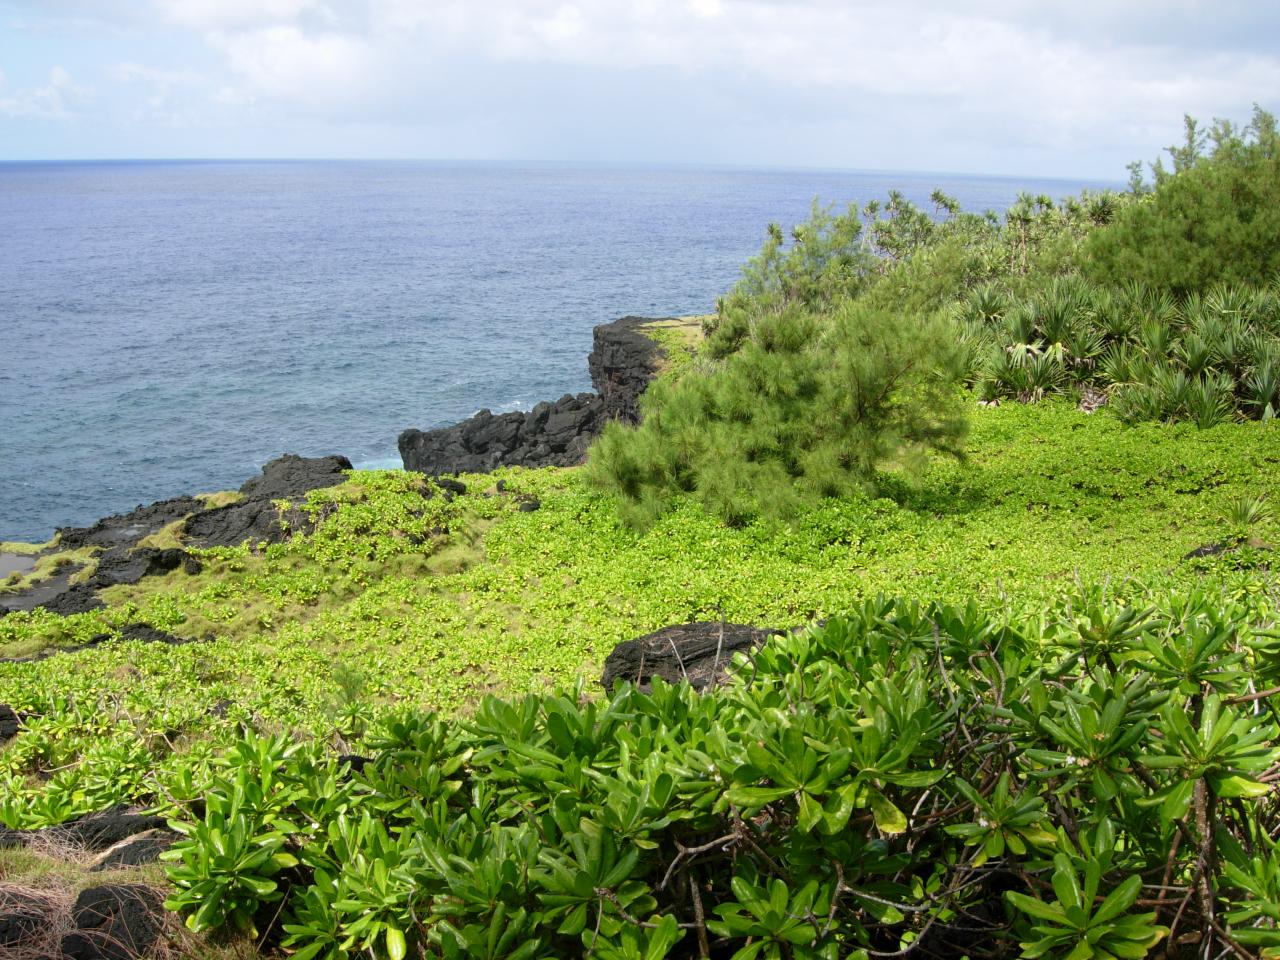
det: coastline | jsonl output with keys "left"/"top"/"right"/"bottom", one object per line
{"left": 0, "top": 315, "right": 682, "bottom": 617}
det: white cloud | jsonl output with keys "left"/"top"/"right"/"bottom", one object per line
{"left": 0, "top": 64, "right": 92, "bottom": 118}
{"left": 109, "top": 62, "right": 207, "bottom": 124}
{"left": 7, "top": 0, "right": 1280, "bottom": 169}
{"left": 212, "top": 26, "right": 379, "bottom": 109}
{"left": 155, "top": 0, "right": 321, "bottom": 30}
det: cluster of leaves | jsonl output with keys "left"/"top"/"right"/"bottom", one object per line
{"left": 957, "top": 275, "right": 1280, "bottom": 424}
{"left": 587, "top": 298, "right": 969, "bottom": 529}
{"left": 159, "top": 590, "right": 1280, "bottom": 958}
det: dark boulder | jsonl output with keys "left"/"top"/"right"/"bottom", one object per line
{"left": 238, "top": 453, "right": 353, "bottom": 501}
{"left": 0, "top": 704, "right": 18, "bottom": 741}
{"left": 89, "top": 829, "right": 176, "bottom": 872}
{"left": 85, "top": 547, "right": 191, "bottom": 590}
{"left": 398, "top": 315, "right": 669, "bottom": 476}
{"left": 10, "top": 454, "right": 351, "bottom": 617}
{"left": 48, "top": 805, "right": 169, "bottom": 851}
{"left": 184, "top": 454, "right": 352, "bottom": 548}
{"left": 56, "top": 496, "right": 203, "bottom": 551}
{"left": 39, "top": 582, "right": 104, "bottom": 616}
{"left": 85, "top": 623, "right": 189, "bottom": 650}
{"left": 184, "top": 498, "right": 286, "bottom": 548}
{"left": 601, "top": 622, "right": 780, "bottom": 693}
{"left": 0, "top": 890, "right": 49, "bottom": 948}
{"left": 399, "top": 393, "right": 605, "bottom": 475}
{"left": 62, "top": 885, "right": 163, "bottom": 960}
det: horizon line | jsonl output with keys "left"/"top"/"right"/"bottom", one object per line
{"left": 0, "top": 155, "right": 1124, "bottom": 186}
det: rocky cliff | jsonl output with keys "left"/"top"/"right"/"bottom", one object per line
{"left": 397, "top": 315, "right": 667, "bottom": 475}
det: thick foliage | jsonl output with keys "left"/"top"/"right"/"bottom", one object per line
{"left": 1084, "top": 107, "right": 1280, "bottom": 294}
{"left": 959, "top": 276, "right": 1280, "bottom": 424}
{"left": 590, "top": 299, "right": 968, "bottom": 529}
{"left": 158, "top": 591, "right": 1280, "bottom": 958}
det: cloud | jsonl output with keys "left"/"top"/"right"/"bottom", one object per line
{"left": 217, "top": 0, "right": 1276, "bottom": 163}
{"left": 0, "top": 65, "right": 92, "bottom": 118}
{"left": 210, "top": 25, "right": 379, "bottom": 110}
{"left": 109, "top": 62, "right": 206, "bottom": 124}
{"left": 154, "top": 0, "right": 322, "bottom": 30}
{"left": 3, "top": 0, "right": 1279, "bottom": 170}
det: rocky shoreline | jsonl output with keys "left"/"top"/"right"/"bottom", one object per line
{"left": 0, "top": 315, "right": 671, "bottom": 620}
{"left": 397, "top": 315, "right": 666, "bottom": 474}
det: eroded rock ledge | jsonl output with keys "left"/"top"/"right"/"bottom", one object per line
{"left": 0, "top": 454, "right": 352, "bottom": 619}
{"left": 397, "top": 315, "right": 668, "bottom": 474}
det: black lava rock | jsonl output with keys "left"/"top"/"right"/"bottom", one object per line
{"left": 185, "top": 454, "right": 352, "bottom": 548}
{"left": 398, "top": 316, "right": 667, "bottom": 476}
{"left": 238, "top": 453, "right": 353, "bottom": 501}
{"left": 601, "top": 622, "right": 781, "bottom": 693}
{"left": 0, "top": 891, "right": 47, "bottom": 947}
{"left": 0, "top": 703, "right": 18, "bottom": 741}
{"left": 48, "top": 805, "right": 170, "bottom": 851}
{"left": 39, "top": 583, "right": 104, "bottom": 616}
{"left": 89, "top": 829, "right": 176, "bottom": 872}
{"left": 588, "top": 315, "right": 663, "bottom": 424}
{"left": 184, "top": 498, "right": 286, "bottom": 548}
{"left": 56, "top": 496, "right": 203, "bottom": 551}
{"left": 62, "top": 885, "right": 163, "bottom": 960}
{"left": 85, "top": 547, "right": 191, "bottom": 590}
{"left": 12, "top": 454, "right": 352, "bottom": 619}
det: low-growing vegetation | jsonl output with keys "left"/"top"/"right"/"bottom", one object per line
{"left": 155, "top": 593, "right": 1280, "bottom": 958}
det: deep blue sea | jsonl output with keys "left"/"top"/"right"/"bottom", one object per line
{"left": 0, "top": 161, "right": 1116, "bottom": 541}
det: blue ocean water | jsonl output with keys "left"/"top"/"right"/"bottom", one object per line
{"left": 0, "top": 161, "right": 1116, "bottom": 541}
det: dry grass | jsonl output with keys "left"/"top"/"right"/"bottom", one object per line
{"left": 0, "top": 834, "right": 252, "bottom": 960}
{"left": 195, "top": 490, "right": 244, "bottom": 510}
{"left": 0, "top": 882, "right": 74, "bottom": 959}
{"left": 641, "top": 315, "right": 707, "bottom": 379}
{"left": 137, "top": 519, "right": 191, "bottom": 551}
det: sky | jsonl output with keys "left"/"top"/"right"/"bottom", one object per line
{"left": 1, "top": 1, "right": 1278, "bottom": 178}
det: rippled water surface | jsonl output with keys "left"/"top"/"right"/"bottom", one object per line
{"left": 0, "top": 161, "right": 1114, "bottom": 540}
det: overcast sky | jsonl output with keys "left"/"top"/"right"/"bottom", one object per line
{"left": 1, "top": 1, "right": 1277, "bottom": 178}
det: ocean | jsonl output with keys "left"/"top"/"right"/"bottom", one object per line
{"left": 0, "top": 160, "right": 1116, "bottom": 541}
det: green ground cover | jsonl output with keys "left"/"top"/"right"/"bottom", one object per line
{"left": 1, "top": 401, "right": 1276, "bottom": 833}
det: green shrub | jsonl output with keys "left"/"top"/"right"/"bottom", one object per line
{"left": 157, "top": 590, "right": 1280, "bottom": 958}
{"left": 588, "top": 298, "right": 968, "bottom": 530}
{"left": 1084, "top": 106, "right": 1280, "bottom": 294}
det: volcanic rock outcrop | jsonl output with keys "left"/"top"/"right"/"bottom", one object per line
{"left": 398, "top": 315, "right": 666, "bottom": 475}
{"left": 0, "top": 454, "right": 352, "bottom": 618}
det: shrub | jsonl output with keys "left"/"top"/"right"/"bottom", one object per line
{"left": 588, "top": 299, "right": 968, "bottom": 530}
{"left": 159, "top": 590, "right": 1280, "bottom": 959}
{"left": 1084, "top": 106, "right": 1280, "bottom": 294}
